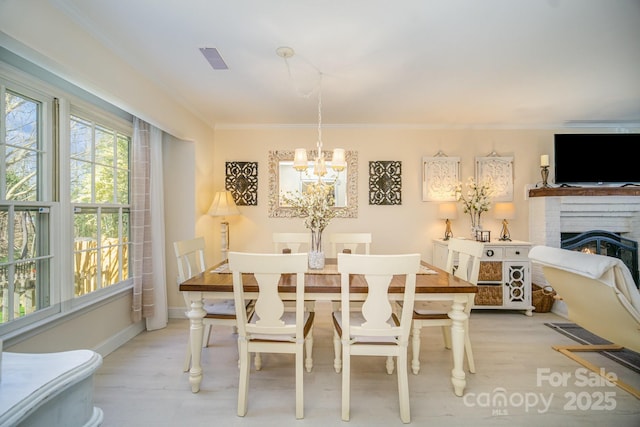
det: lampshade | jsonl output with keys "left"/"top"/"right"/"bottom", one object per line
{"left": 332, "top": 148, "right": 346, "bottom": 172}
{"left": 293, "top": 148, "right": 308, "bottom": 171}
{"left": 438, "top": 202, "right": 458, "bottom": 220}
{"left": 494, "top": 202, "right": 515, "bottom": 220}
{"left": 208, "top": 191, "right": 240, "bottom": 217}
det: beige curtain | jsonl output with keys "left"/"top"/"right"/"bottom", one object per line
{"left": 131, "top": 118, "right": 167, "bottom": 329}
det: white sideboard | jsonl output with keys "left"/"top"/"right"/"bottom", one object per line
{"left": 433, "top": 239, "right": 534, "bottom": 316}
{"left": 0, "top": 349, "right": 103, "bottom": 426}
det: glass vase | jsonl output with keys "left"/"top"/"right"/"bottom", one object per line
{"left": 470, "top": 211, "right": 483, "bottom": 239}
{"left": 308, "top": 228, "right": 325, "bottom": 270}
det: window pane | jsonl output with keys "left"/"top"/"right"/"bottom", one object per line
{"left": 0, "top": 207, "right": 8, "bottom": 262}
{"left": 12, "top": 209, "right": 38, "bottom": 262}
{"left": 117, "top": 134, "right": 130, "bottom": 204}
{"left": 70, "top": 159, "right": 92, "bottom": 203}
{"left": 4, "top": 92, "right": 40, "bottom": 201}
{"left": 74, "top": 243, "right": 97, "bottom": 297}
{"left": 5, "top": 91, "right": 38, "bottom": 149}
{"left": 101, "top": 242, "right": 120, "bottom": 287}
{"left": 95, "top": 126, "right": 114, "bottom": 166}
{"left": 74, "top": 210, "right": 98, "bottom": 241}
{"left": 70, "top": 116, "right": 92, "bottom": 161}
{"left": 117, "top": 134, "right": 129, "bottom": 170}
{"left": 95, "top": 164, "right": 115, "bottom": 203}
{"left": 5, "top": 146, "right": 37, "bottom": 201}
{"left": 116, "top": 168, "right": 129, "bottom": 204}
{"left": 12, "top": 260, "right": 40, "bottom": 319}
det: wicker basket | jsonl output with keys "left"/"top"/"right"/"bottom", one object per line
{"left": 474, "top": 285, "right": 503, "bottom": 306}
{"left": 532, "top": 283, "right": 556, "bottom": 313}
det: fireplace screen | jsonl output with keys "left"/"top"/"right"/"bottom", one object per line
{"left": 561, "top": 230, "right": 639, "bottom": 288}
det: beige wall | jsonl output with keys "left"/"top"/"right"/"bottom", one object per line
{"left": 193, "top": 127, "right": 549, "bottom": 261}
{"left": 167, "top": 125, "right": 557, "bottom": 313}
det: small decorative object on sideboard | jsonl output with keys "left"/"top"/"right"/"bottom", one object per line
{"left": 438, "top": 202, "right": 458, "bottom": 241}
{"left": 455, "top": 177, "right": 494, "bottom": 238}
{"left": 476, "top": 230, "right": 491, "bottom": 242}
{"left": 494, "top": 202, "right": 515, "bottom": 241}
{"left": 540, "top": 154, "right": 550, "bottom": 188}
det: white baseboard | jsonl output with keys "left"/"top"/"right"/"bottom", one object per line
{"left": 551, "top": 300, "right": 569, "bottom": 319}
{"left": 168, "top": 306, "right": 188, "bottom": 320}
{"left": 93, "top": 321, "right": 145, "bottom": 357}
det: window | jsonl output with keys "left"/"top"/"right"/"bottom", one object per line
{"left": 1, "top": 65, "right": 132, "bottom": 330}
{"left": 70, "top": 114, "right": 131, "bottom": 296}
{"left": 1, "top": 84, "right": 53, "bottom": 323}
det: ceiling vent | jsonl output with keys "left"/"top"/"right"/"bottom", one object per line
{"left": 199, "top": 47, "right": 228, "bottom": 70}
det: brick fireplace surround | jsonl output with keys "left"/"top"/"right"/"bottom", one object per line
{"left": 528, "top": 187, "right": 640, "bottom": 316}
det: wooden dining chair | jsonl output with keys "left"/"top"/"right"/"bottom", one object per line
{"left": 173, "top": 237, "right": 253, "bottom": 372}
{"left": 329, "top": 232, "right": 371, "bottom": 257}
{"left": 410, "top": 238, "right": 484, "bottom": 375}
{"left": 272, "top": 232, "right": 310, "bottom": 254}
{"left": 332, "top": 253, "right": 420, "bottom": 423}
{"left": 229, "top": 251, "right": 315, "bottom": 419}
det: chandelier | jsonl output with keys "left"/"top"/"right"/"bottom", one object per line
{"left": 277, "top": 47, "right": 346, "bottom": 178}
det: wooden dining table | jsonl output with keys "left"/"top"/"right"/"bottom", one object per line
{"left": 179, "top": 258, "right": 477, "bottom": 397}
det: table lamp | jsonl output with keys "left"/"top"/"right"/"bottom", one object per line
{"left": 208, "top": 191, "right": 240, "bottom": 260}
{"left": 494, "top": 202, "right": 515, "bottom": 241}
{"left": 438, "top": 202, "right": 458, "bottom": 241}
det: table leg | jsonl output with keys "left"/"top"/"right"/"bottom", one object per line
{"left": 448, "top": 295, "right": 468, "bottom": 397}
{"left": 186, "top": 294, "right": 206, "bottom": 393}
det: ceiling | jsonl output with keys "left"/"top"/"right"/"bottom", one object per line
{"left": 40, "top": 1, "right": 640, "bottom": 127}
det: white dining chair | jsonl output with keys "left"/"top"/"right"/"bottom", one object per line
{"left": 229, "top": 251, "right": 315, "bottom": 419}
{"left": 410, "top": 238, "right": 483, "bottom": 375}
{"left": 173, "top": 237, "right": 253, "bottom": 372}
{"left": 332, "top": 253, "right": 420, "bottom": 423}
{"left": 272, "top": 232, "right": 310, "bottom": 254}
{"left": 328, "top": 233, "right": 373, "bottom": 312}
{"left": 329, "top": 232, "right": 371, "bottom": 257}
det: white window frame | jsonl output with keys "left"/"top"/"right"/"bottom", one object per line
{"left": 0, "top": 61, "right": 134, "bottom": 337}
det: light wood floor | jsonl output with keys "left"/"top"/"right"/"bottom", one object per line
{"left": 94, "top": 301, "right": 640, "bottom": 426}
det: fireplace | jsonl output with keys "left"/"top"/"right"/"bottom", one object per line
{"left": 528, "top": 188, "right": 640, "bottom": 300}
{"left": 561, "top": 230, "right": 639, "bottom": 288}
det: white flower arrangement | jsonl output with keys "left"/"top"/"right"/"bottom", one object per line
{"left": 455, "top": 177, "right": 494, "bottom": 216}
{"left": 282, "top": 181, "right": 337, "bottom": 231}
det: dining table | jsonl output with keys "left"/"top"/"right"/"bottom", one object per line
{"left": 179, "top": 258, "right": 478, "bottom": 397}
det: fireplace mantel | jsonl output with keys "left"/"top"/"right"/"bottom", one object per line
{"left": 529, "top": 186, "right": 640, "bottom": 197}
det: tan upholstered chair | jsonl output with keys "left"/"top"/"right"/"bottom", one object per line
{"left": 332, "top": 253, "right": 420, "bottom": 423}
{"left": 529, "top": 245, "right": 640, "bottom": 399}
{"left": 173, "top": 237, "right": 253, "bottom": 372}
{"left": 410, "top": 238, "right": 483, "bottom": 375}
{"left": 229, "top": 251, "right": 315, "bottom": 419}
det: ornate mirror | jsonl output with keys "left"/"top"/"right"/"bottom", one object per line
{"left": 268, "top": 150, "right": 358, "bottom": 218}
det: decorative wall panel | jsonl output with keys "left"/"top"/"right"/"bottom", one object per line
{"left": 475, "top": 155, "right": 513, "bottom": 201}
{"left": 225, "top": 161, "right": 258, "bottom": 206}
{"left": 422, "top": 155, "right": 460, "bottom": 201}
{"left": 369, "top": 161, "right": 402, "bottom": 205}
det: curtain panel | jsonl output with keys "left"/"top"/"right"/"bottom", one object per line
{"left": 131, "top": 118, "right": 167, "bottom": 329}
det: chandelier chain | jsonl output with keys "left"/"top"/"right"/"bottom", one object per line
{"left": 317, "top": 73, "right": 323, "bottom": 159}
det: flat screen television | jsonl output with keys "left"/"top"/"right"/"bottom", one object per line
{"left": 553, "top": 133, "right": 640, "bottom": 185}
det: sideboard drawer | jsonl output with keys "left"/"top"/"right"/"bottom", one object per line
{"left": 506, "top": 246, "right": 529, "bottom": 260}
{"left": 482, "top": 247, "right": 504, "bottom": 260}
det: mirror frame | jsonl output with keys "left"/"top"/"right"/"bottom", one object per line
{"left": 268, "top": 149, "right": 358, "bottom": 218}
